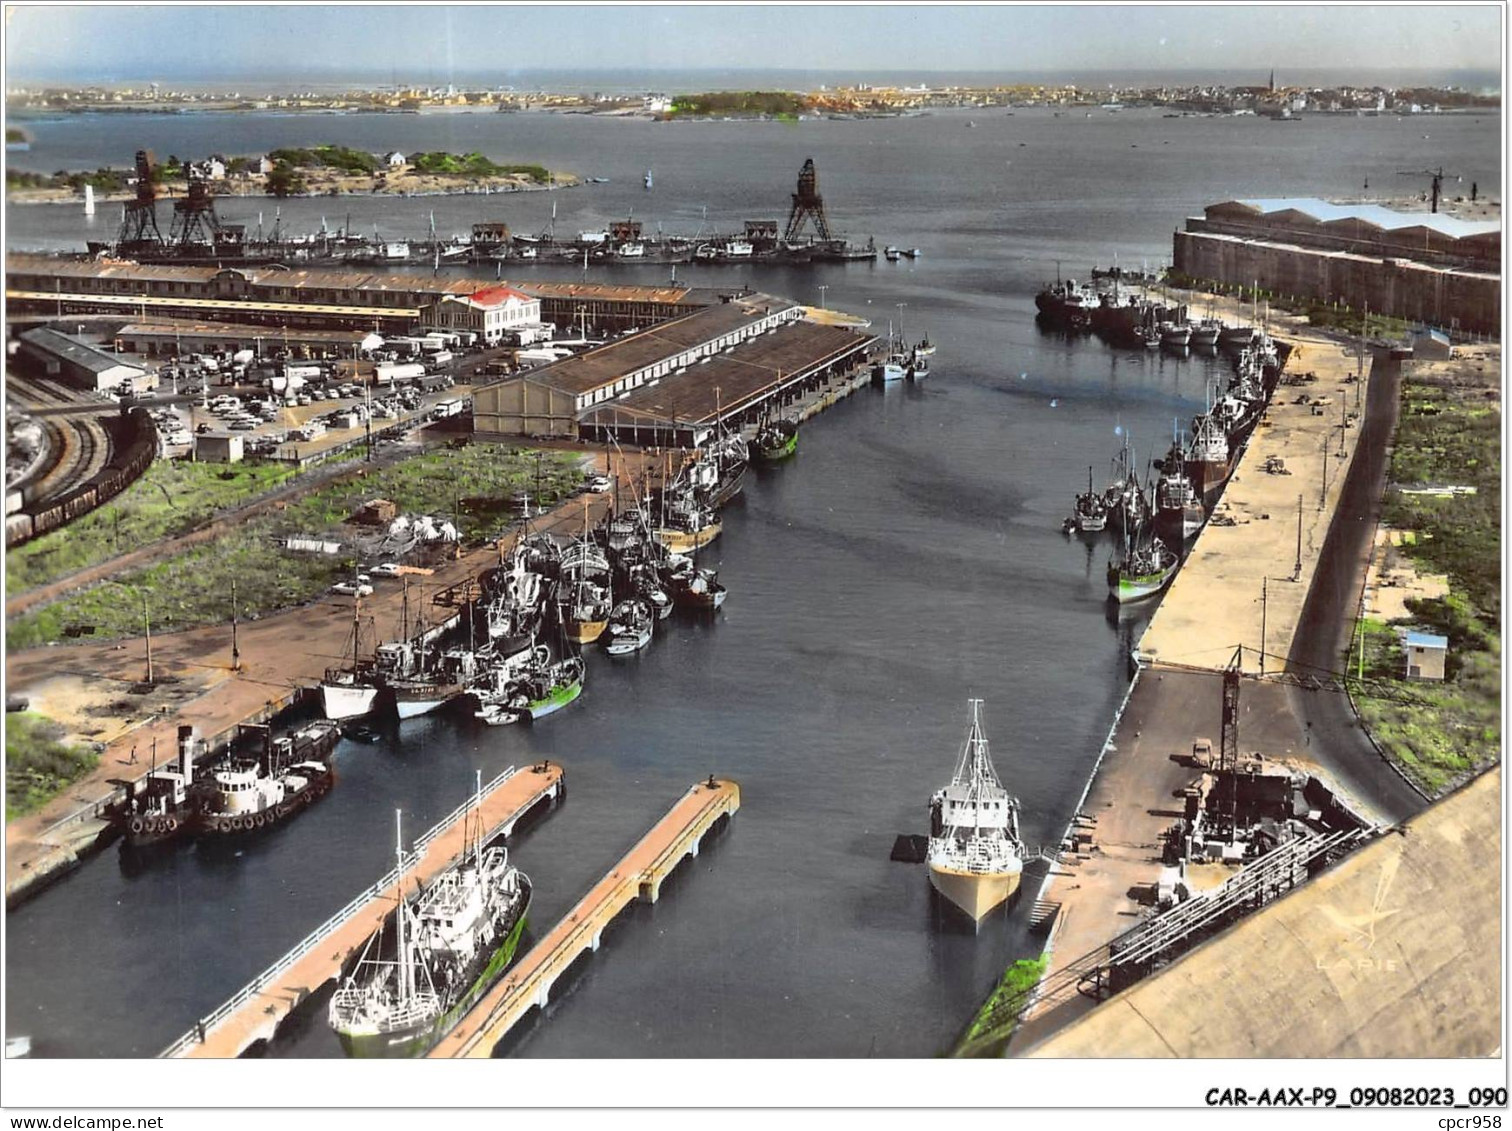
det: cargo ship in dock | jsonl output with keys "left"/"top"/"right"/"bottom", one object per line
{"left": 927, "top": 700, "right": 1024, "bottom": 925}
{"left": 328, "top": 794, "right": 532, "bottom": 1058}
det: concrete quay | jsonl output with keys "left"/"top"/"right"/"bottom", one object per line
{"left": 430, "top": 777, "right": 740, "bottom": 1058}
{"left": 2, "top": 470, "right": 610, "bottom": 907}
{"left": 162, "top": 762, "right": 564, "bottom": 1058}
{"left": 1007, "top": 298, "right": 1432, "bottom": 1054}
{"left": 1140, "top": 320, "right": 1372, "bottom": 675}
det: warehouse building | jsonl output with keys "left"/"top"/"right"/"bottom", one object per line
{"left": 15, "top": 327, "right": 154, "bottom": 393}
{"left": 577, "top": 319, "right": 876, "bottom": 448}
{"left": 5, "top": 254, "right": 716, "bottom": 336}
{"left": 114, "top": 317, "right": 380, "bottom": 358}
{"left": 1173, "top": 199, "right": 1501, "bottom": 336}
{"left": 472, "top": 292, "right": 808, "bottom": 439}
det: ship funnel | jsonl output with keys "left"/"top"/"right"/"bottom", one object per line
{"left": 177, "top": 725, "right": 198, "bottom": 784}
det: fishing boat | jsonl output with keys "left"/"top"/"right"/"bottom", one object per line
{"left": 752, "top": 418, "right": 799, "bottom": 462}
{"left": 558, "top": 523, "right": 613, "bottom": 645}
{"left": 1155, "top": 435, "right": 1205, "bottom": 540}
{"left": 926, "top": 700, "right": 1024, "bottom": 924}
{"left": 884, "top": 246, "right": 902, "bottom": 262}
{"left": 672, "top": 566, "right": 726, "bottom": 610}
{"left": 195, "top": 721, "right": 338, "bottom": 835}
{"left": 912, "top": 335, "right": 936, "bottom": 358}
{"left": 518, "top": 655, "right": 585, "bottom": 719}
{"left": 1185, "top": 408, "right": 1236, "bottom": 505}
{"left": 322, "top": 597, "right": 379, "bottom": 720}
{"left": 655, "top": 489, "right": 722, "bottom": 553}
{"left": 628, "top": 561, "right": 674, "bottom": 620}
{"left": 328, "top": 798, "right": 531, "bottom": 1058}
{"left": 1072, "top": 466, "right": 1108, "bottom": 533}
{"left": 1034, "top": 279, "right": 1097, "bottom": 327}
{"left": 902, "top": 248, "right": 922, "bottom": 259}
{"left": 1107, "top": 529, "right": 1180, "bottom": 603}
{"left": 1160, "top": 321, "right": 1192, "bottom": 348}
{"left": 604, "top": 599, "right": 653, "bottom": 656}
{"left": 644, "top": 168, "right": 653, "bottom": 190}
{"left": 872, "top": 355, "right": 907, "bottom": 382}
{"left": 1190, "top": 317, "right": 1222, "bottom": 347}
{"left": 694, "top": 430, "right": 749, "bottom": 508}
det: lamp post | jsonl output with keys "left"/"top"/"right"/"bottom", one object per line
{"left": 230, "top": 576, "right": 241, "bottom": 672}
{"left": 108, "top": 581, "right": 153, "bottom": 684}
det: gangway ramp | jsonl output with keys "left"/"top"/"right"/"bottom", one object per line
{"left": 431, "top": 776, "right": 740, "bottom": 1058}
{"left": 160, "top": 762, "right": 564, "bottom": 1058}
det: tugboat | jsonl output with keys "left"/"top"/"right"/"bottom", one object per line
{"left": 927, "top": 700, "right": 1024, "bottom": 925}
{"left": 603, "top": 598, "right": 653, "bottom": 656}
{"left": 321, "top": 597, "right": 378, "bottom": 721}
{"left": 1107, "top": 527, "right": 1180, "bottom": 603}
{"left": 109, "top": 726, "right": 205, "bottom": 847}
{"left": 328, "top": 793, "right": 532, "bottom": 1058}
{"left": 195, "top": 721, "right": 338, "bottom": 835}
{"left": 752, "top": 417, "right": 799, "bottom": 462}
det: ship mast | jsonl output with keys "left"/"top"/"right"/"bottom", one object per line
{"left": 394, "top": 809, "right": 412, "bottom": 1005}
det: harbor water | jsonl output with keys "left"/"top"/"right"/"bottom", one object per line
{"left": 4, "top": 106, "right": 1499, "bottom": 1057}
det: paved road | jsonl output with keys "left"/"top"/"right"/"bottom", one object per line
{"left": 1285, "top": 351, "right": 1426, "bottom": 824}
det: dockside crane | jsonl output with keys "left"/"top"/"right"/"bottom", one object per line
{"left": 1395, "top": 165, "right": 1459, "bottom": 214}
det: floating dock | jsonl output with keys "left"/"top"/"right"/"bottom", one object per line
{"left": 429, "top": 777, "right": 740, "bottom": 1059}
{"left": 160, "top": 762, "right": 564, "bottom": 1058}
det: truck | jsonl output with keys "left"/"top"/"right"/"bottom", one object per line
{"left": 375, "top": 362, "right": 426, "bottom": 385}
{"left": 427, "top": 350, "right": 454, "bottom": 367}
{"left": 232, "top": 349, "right": 256, "bottom": 368}
{"left": 283, "top": 364, "right": 323, "bottom": 381}
{"left": 431, "top": 398, "right": 465, "bottom": 420}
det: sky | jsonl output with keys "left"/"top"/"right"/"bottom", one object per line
{"left": 3, "top": 3, "right": 1504, "bottom": 85}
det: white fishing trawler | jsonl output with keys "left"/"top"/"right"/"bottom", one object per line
{"left": 927, "top": 700, "right": 1024, "bottom": 924}
{"left": 321, "top": 597, "right": 378, "bottom": 720}
{"left": 328, "top": 789, "right": 531, "bottom": 1058}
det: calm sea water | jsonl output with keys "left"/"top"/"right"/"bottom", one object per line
{"left": 3, "top": 106, "right": 1500, "bottom": 1058}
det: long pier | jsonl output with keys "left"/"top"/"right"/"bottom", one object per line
{"left": 430, "top": 777, "right": 740, "bottom": 1058}
{"left": 160, "top": 761, "right": 564, "bottom": 1059}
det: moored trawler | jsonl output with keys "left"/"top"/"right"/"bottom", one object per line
{"left": 328, "top": 795, "right": 531, "bottom": 1058}
{"left": 927, "top": 700, "right": 1024, "bottom": 924}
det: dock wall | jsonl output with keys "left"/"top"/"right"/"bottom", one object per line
{"left": 1173, "top": 230, "right": 1501, "bottom": 336}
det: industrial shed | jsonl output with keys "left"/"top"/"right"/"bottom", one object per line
{"left": 15, "top": 327, "right": 153, "bottom": 393}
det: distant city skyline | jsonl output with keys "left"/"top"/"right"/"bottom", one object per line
{"left": 4, "top": 4, "right": 1504, "bottom": 85}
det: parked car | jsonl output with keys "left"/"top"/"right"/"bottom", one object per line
{"left": 369, "top": 563, "right": 403, "bottom": 578}
{"left": 330, "top": 581, "right": 374, "bottom": 598}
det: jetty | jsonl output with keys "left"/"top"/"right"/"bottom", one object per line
{"left": 160, "top": 762, "right": 564, "bottom": 1059}
{"left": 430, "top": 777, "right": 740, "bottom": 1058}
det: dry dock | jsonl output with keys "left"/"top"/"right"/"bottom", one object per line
{"left": 161, "top": 762, "right": 563, "bottom": 1058}
{"left": 429, "top": 777, "right": 740, "bottom": 1058}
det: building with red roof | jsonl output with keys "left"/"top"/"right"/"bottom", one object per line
{"left": 426, "top": 285, "right": 542, "bottom": 345}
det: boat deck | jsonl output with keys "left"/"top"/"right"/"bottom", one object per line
{"left": 161, "top": 762, "right": 564, "bottom": 1058}
{"left": 429, "top": 777, "right": 740, "bottom": 1058}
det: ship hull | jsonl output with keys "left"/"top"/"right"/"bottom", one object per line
{"left": 526, "top": 680, "right": 583, "bottom": 720}
{"left": 196, "top": 764, "right": 335, "bottom": 835}
{"left": 393, "top": 685, "right": 462, "bottom": 719}
{"left": 928, "top": 862, "right": 1022, "bottom": 923}
{"left": 335, "top": 884, "right": 531, "bottom": 1059}
{"left": 655, "top": 525, "right": 721, "bottom": 554}
{"left": 752, "top": 433, "right": 797, "bottom": 462}
{"left": 564, "top": 618, "right": 609, "bottom": 645}
{"left": 321, "top": 682, "right": 378, "bottom": 721}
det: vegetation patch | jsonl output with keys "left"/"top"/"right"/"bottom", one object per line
{"left": 666, "top": 91, "right": 809, "bottom": 118}
{"left": 267, "top": 144, "right": 381, "bottom": 174}
{"left": 1350, "top": 361, "right": 1501, "bottom": 795}
{"left": 7, "top": 446, "right": 584, "bottom": 650}
{"left": 406, "top": 152, "right": 550, "bottom": 183}
{"left": 8, "top": 459, "right": 297, "bottom": 593}
{"left": 6, "top": 712, "right": 99, "bottom": 820}
{"left": 953, "top": 953, "right": 1048, "bottom": 1058}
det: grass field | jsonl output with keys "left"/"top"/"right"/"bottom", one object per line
{"left": 7, "top": 459, "right": 298, "bottom": 593}
{"left": 5, "top": 712, "right": 100, "bottom": 820}
{"left": 6, "top": 445, "right": 585, "bottom": 650}
{"left": 1350, "top": 354, "right": 1501, "bottom": 796}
